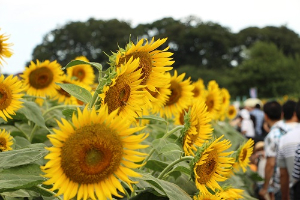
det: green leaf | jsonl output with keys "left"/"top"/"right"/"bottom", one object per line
{"left": 17, "top": 100, "right": 46, "bottom": 129}
{"left": 145, "top": 160, "right": 169, "bottom": 171}
{"left": 14, "top": 136, "right": 31, "bottom": 149}
{"left": 62, "top": 108, "right": 77, "bottom": 120}
{"left": 14, "top": 123, "right": 32, "bottom": 139}
{"left": 56, "top": 83, "right": 92, "bottom": 104}
{"left": 63, "top": 60, "right": 102, "bottom": 71}
{"left": 170, "top": 165, "right": 191, "bottom": 175}
{"left": 0, "top": 143, "right": 48, "bottom": 168}
{"left": 135, "top": 173, "right": 192, "bottom": 200}
{"left": 0, "top": 189, "right": 31, "bottom": 197}
{"left": 0, "top": 164, "right": 46, "bottom": 193}
{"left": 136, "top": 115, "right": 167, "bottom": 124}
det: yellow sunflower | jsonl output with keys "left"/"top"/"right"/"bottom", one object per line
{"left": 99, "top": 57, "right": 146, "bottom": 122}
{"left": 233, "top": 138, "right": 254, "bottom": 172}
{"left": 21, "top": 60, "right": 64, "bottom": 98}
{"left": 192, "top": 79, "right": 207, "bottom": 101}
{"left": 41, "top": 105, "right": 149, "bottom": 200}
{"left": 0, "top": 75, "right": 24, "bottom": 121}
{"left": 193, "top": 192, "right": 221, "bottom": 200}
{"left": 0, "top": 30, "right": 13, "bottom": 66}
{"left": 193, "top": 135, "right": 234, "bottom": 194}
{"left": 226, "top": 105, "right": 237, "bottom": 120}
{"left": 160, "top": 70, "right": 194, "bottom": 118}
{"left": 0, "top": 129, "right": 13, "bottom": 152}
{"left": 53, "top": 75, "right": 91, "bottom": 105}
{"left": 217, "top": 186, "right": 244, "bottom": 200}
{"left": 181, "top": 100, "right": 213, "bottom": 156}
{"left": 218, "top": 88, "right": 231, "bottom": 121}
{"left": 205, "top": 80, "right": 222, "bottom": 120}
{"left": 174, "top": 107, "right": 189, "bottom": 125}
{"left": 110, "top": 37, "right": 173, "bottom": 107}
{"left": 67, "top": 56, "right": 95, "bottom": 86}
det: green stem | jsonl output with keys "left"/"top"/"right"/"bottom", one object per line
{"left": 42, "top": 105, "right": 81, "bottom": 117}
{"left": 88, "top": 90, "right": 99, "bottom": 109}
{"left": 157, "top": 156, "right": 194, "bottom": 179}
{"left": 35, "top": 185, "right": 63, "bottom": 200}
{"left": 29, "top": 124, "right": 38, "bottom": 142}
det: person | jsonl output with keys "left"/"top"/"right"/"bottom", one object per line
{"left": 292, "top": 144, "right": 300, "bottom": 199}
{"left": 277, "top": 100, "right": 300, "bottom": 200}
{"left": 239, "top": 108, "right": 255, "bottom": 140}
{"left": 259, "top": 100, "right": 297, "bottom": 200}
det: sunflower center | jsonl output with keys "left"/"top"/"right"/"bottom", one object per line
{"left": 29, "top": 67, "right": 54, "bottom": 89}
{"left": 119, "top": 52, "right": 152, "bottom": 85}
{"left": 166, "top": 80, "right": 182, "bottom": 106}
{"left": 193, "top": 87, "right": 200, "bottom": 97}
{"left": 196, "top": 149, "right": 218, "bottom": 184}
{"left": 206, "top": 96, "right": 214, "bottom": 112}
{"left": 73, "top": 68, "right": 86, "bottom": 81}
{"left": 241, "top": 148, "right": 248, "bottom": 161}
{"left": 0, "top": 137, "right": 7, "bottom": 151}
{"left": 104, "top": 76, "right": 131, "bottom": 114}
{"left": 0, "top": 84, "right": 12, "bottom": 110}
{"left": 228, "top": 109, "right": 234, "bottom": 115}
{"left": 60, "top": 124, "right": 123, "bottom": 184}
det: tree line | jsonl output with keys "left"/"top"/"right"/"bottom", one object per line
{"left": 30, "top": 16, "right": 300, "bottom": 99}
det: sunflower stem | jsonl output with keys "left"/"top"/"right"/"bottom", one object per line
{"left": 42, "top": 105, "right": 81, "bottom": 117}
{"left": 88, "top": 90, "right": 99, "bottom": 109}
{"left": 162, "top": 125, "right": 184, "bottom": 139}
{"left": 34, "top": 185, "right": 63, "bottom": 200}
{"left": 157, "top": 156, "right": 194, "bottom": 179}
{"left": 29, "top": 124, "right": 38, "bottom": 142}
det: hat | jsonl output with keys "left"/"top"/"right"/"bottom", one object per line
{"left": 255, "top": 141, "right": 264, "bottom": 150}
{"left": 239, "top": 109, "right": 250, "bottom": 119}
{"left": 244, "top": 98, "right": 262, "bottom": 108}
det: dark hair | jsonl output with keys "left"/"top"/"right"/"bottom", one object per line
{"left": 282, "top": 100, "right": 297, "bottom": 120}
{"left": 263, "top": 100, "right": 282, "bottom": 120}
{"left": 296, "top": 100, "right": 300, "bottom": 121}
{"left": 255, "top": 103, "right": 261, "bottom": 109}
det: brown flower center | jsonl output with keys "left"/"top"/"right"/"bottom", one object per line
{"left": 193, "top": 87, "right": 200, "bottom": 97}
{"left": 0, "top": 137, "right": 7, "bottom": 151}
{"left": 60, "top": 124, "right": 123, "bottom": 184}
{"left": 72, "top": 68, "right": 86, "bottom": 81}
{"left": 241, "top": 148, "right": 248, "bottom": 161}
{"left": 206, "top": 95, "right": 214, "bottom": 112}
{"left": 29, "top": 67, "right": 54, "bottom": 89}
{"left": 118, "top": 52, "right": 152, "bottom": 85}
{"left": 166, "top": 80, "right": 181, "bottom": 106}
{"left": 196, "top": 149, "right": 218, "bottom": 184}
{"left": 0, "top": 84, "right": 12, "bottom": 110}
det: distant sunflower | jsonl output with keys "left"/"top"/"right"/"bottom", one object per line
{"left": 193, "top": 135, "right": 234, "bottom": 194}
{"left": 99, "top": 57, "right": 146, "bottom": 122}
{"left": 181, "top": 100, "right": 213, "bottom": 156}
{"left": 192, "top": 79, "right": 207, "bottom": 101}
{"left": 0, "top": 30, "right": 13, "bottom": 66}
{"left": 233, "top": 138, "right": 254, "bottom": 172}
{"left": 160, "top": 70, "right": 194, "bottom": 118}
{"left": 217, "top": 186, "right": 244, "bottom": 200}
{"left": 110, "top": 37, "right": 173, "bottom": 106}
{"left": 218, "top": 88, "right": 231, "bottom": 121}
{"left": 227, "top": 105, "right": 237, "bottom": 120}
{"left": 205, "top": 80, "right": 222, "bottom": 120}
{"left": 193, "top": 192, "right": 221, "bottom": 200}
{"left": 0, "top": 75, "right": 24, "bottom": 121}
{"left": 53, "top": 75, "right": 91, "bottom": 105}
{"left": 0, "top": 129, "right": 13, "bottom": 152}
{"left": 174, "top": 107, "right": 189, "bottom": 125}
{"left": 41, "top": 106, "right": 148, "bottom": 200}
{"left": 67, "top": 56, "right": 95, "bottom": 86}
{"left": 21, "top": 60, "right": 63, "bottom": 97}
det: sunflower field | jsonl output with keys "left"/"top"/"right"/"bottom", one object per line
{"left": 0, "top": 30, "right": 259, "bottom": 200}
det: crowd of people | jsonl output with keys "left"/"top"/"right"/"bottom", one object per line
{"left": 231, "top": 98, "right": 300, "bottom": 200}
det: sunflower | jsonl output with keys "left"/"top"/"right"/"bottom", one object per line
{"left": 160, "top": 70, "right": 194, "bottom": 118}
{"left": 193, "top": 192, "right": 221, "bottom": 200}
{"left": 218, "top": 88, "right": 231, "bottom": 121}
{"left": 0, "top": 75, "right": 24, "bottom": 121}
{"left": 41, "top": 105, "right": 148, "bottom": 200}
{"left": 0, "top": 129, "right": 13, "bottom": 152}
{"left": 99, "top": 57, "right": 146, "bottom": 122}
{"left": 205, "top": 80, "right": 222, "bottom": 120}
{"left": 53, "top": 75, "right": 91, "bottom": 105}
{"left": 181, "top": 100, "right": 213, "bottom": 156}
{"left": 217, "top": 186, "right": 244, "bottom": 200}
{"left": 0, "top": 30, "right": 13, "bottom": 66}
{"left": 193, "top": 135, "right": 234, "bottom": 194}
{"left": 67, "top": 56, "right": 95, "bottom": 86}
{"left": 226, "top": 105, "right": 237, "bottom": 120}
{"left": 233, "top": 138, "right": 254, "bottom": 172}
{"left": 192, "top": 79, "right": 207, "bottom": 101}
{"left": 174, "top": 107, "right": 189, "bottom": 125}
{"left": 110, "top": 37, "right": 173, "bottom": 107}
{"left": 21, "top": 60, "right": 64, "bottom": 98}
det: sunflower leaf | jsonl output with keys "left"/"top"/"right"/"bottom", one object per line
{"left": 0, "top": 143, "right": 48, "bottom": 168}
{"left": 63, "top": 60, "right": 102, "bottom": 71}
{"left": 0, "top": 164, "right": 46, "bottom": 193}
{"left": 136, "top": 115, "right": 167, "bottom": 124}
{"left": 18, "top": 100, "right": 46, "bottom": 129}
{"left": 56, "top": 83, "right": 92, "bottom": 104}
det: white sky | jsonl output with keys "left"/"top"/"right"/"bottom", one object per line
{"left": 1, "top": 0, "right": 300, "bottom": 74}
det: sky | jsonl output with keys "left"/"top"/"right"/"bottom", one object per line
{"left": 1, "top": 0, "right": 300, "bottom": 75}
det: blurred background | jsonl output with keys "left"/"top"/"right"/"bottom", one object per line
{"left": 1, "top": 0, "right": 300, "bottom": 100}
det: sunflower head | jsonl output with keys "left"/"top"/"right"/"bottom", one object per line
{"left": 218, "top": 88, "right": 231, "bottom": 121}
{"left": 0, "top": 75, "right": 24, "bottom": 121}
{"left": 205, "top": 80, "right": 222, "bottom": 120}
{"left": 227, "top": 105, "right": 237, "bottom": 120}
{"left": 192, "top": 79, "right": 207, "bottom": 101}
{"left": 192, "top": 135, "right": 234, "bottom": 194}
{"left": 180, "top": 100, "right": 213, "bottom": 156}
{"left": 0, "top": 30, "right": 13, "bottom": 66}
{"left": 21, "top": 60, "right": 64, "bottom": 98}
{"left": 217, "top": 185, "right": 244, "bottom": 200}
{"left": 193, "top": 192, "right": 222, "bottom": 200}
{"left": 42, "top": 105, "right": 149, "bottom": 200}
{"left": 233, "top": 138, "right": 254, "bottom": 172}
{"left": 67, "top": 56, "right": 95, "bottom": 85}
{"left": 0, "top": 129, "right": 13, "bottom": 152}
